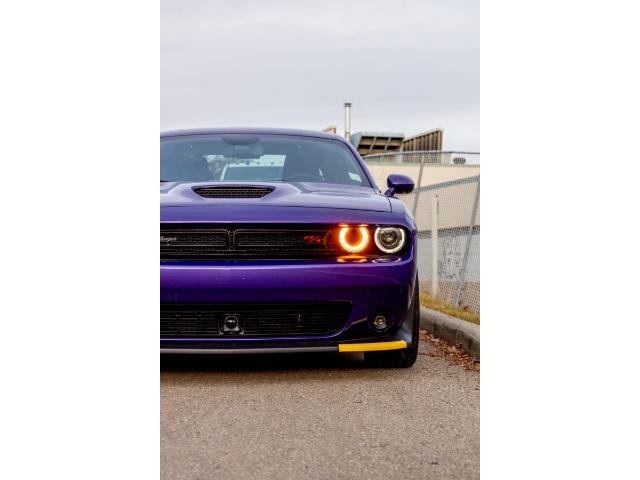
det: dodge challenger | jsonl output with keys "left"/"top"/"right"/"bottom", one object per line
{"left": 160, "top": 128, "right": 419, "bottom": 367}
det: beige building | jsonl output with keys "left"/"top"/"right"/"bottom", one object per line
{"left": 367, "top": 163, "right": 480, "bottom": 191}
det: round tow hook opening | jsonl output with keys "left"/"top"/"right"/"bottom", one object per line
{"left": 221, "top": 314, "right": 242, "bottom": 333}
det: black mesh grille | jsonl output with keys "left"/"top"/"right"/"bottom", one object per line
{"left": 160, "top": 224, "right": 341, "bottom": 259}
{"left": 235, "top": 230, "right": 329, "bottom": 251}
{"left": 161, "top": 228, "right": 228, "bottom": 258}
{"left": 193, "top": 186, "right": 274, "bottom": 198}
{"left": 160, "top": 302, "right": 352, "bottom": 338}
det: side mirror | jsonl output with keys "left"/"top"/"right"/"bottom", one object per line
{"left": 384, "top": 174, "right": 415, "bottom": 196}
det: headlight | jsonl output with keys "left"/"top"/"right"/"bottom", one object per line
{"left": 338, "top": 226, "right": 370, "bottom": 253}
{"left": 374, "top": 227, "right": 405, "bottom": 254}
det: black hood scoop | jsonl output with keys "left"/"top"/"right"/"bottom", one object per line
{"left": 193, "top": 185, "right": 275, "bottom": 199}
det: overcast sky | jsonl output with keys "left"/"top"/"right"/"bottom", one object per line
{"left": 161, "top": 0, "right": 479, "bottom": 151}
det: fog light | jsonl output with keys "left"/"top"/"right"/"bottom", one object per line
{"left": 372, "top": 315, "right": 388, "bottom": 331}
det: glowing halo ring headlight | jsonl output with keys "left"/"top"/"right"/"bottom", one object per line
{"left": 338, "top": 226, "right": 370, "bottom": 253}
{"left": 374, "top": 227, "right": 406, "bottom": 254}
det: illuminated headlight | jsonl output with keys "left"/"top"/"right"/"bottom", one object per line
{"left": 374, "top": 227, "right": 406, "bottom": 254}
{"left": 338, "top": 226, "right": 370, "bottom": 253}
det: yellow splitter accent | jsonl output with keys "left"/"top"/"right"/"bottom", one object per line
{"left": 338, "top": 340, "right": 407, "bottom": 352}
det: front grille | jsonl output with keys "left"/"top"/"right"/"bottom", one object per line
{"left": 193, "top": 186, "right": 274, "bottom": 198}
{"left": 160, "top": 229, "right": 227, "bottom": 257}
{"left": 161, "top": 224, "right": 340, "bottom": 259}
{"left": 161, "top": 302, "right": 352, "bottom": 338}
{"left": 235, "top": 229, "right": 330, "bottom": 251}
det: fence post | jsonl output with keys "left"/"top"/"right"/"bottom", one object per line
{"left": 455, "top": 179, "right": 480, "bottom": 306}
{"left": 431, "top": 194, "right": 439, "bottom": 297}
{"left": 411, "top": 154, "right": 425, "bottom": 218}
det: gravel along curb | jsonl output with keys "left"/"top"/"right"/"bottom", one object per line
{"left": 420, "top": 307, "right": 480, "bottom": 358}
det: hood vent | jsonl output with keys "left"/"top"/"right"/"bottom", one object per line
{"left": 193, "top": 186, "right": 275, "bottom": 199}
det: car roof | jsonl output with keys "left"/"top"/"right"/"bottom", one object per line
{"left": 160, "top": 127, "right": 345, "bottom": 142}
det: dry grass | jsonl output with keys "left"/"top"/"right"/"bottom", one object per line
{"left": 419, "top": 292, "right": 480, "bottom": 325}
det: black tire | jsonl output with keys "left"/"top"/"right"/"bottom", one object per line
{"left": 365, "top": 276, "right": 420, "bottom": 368}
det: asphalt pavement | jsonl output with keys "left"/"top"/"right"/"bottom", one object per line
{"left": 161, "top": 332, "right": 480, "bottom": 479}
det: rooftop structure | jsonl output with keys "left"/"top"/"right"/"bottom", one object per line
{"left": 401, "top": 128, "right": 443, "bottom": 152}
{"left": 349, "top": 131, "right": 405, "bottom": 156}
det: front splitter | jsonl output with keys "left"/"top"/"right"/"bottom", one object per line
{"left": 160, "top": 339, "right": 407, "bottom": 355}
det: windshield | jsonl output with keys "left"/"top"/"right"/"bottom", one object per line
{"left": 160, "top": 134, "right": 371, "bottom": 187}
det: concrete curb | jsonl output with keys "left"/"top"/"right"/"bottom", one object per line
{"left": 420, "top": 307, "right": 480, "bottom": 358}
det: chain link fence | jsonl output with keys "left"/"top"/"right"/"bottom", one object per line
{"left": 363, "top": 152, "right": 480, "bottom": 315}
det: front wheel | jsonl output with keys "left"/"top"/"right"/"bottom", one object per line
{"left": 364, "top": 276, "right": 420, "bottom": 368}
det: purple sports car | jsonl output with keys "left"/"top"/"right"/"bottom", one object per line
{"left": 160, "top": 128, "right": 419, "bottom": 367}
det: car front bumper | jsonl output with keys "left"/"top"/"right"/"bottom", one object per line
{"left": 160, "top": 253, "right": 418, "bottom": 353}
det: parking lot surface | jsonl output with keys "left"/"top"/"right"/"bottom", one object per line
{"left": 161, "top": 333, "right": 480, "bottom": 479}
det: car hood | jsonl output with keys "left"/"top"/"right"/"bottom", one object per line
{"left": 160, "top": 181, "right": 391, "bottom": 213}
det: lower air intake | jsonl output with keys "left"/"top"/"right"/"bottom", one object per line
{"left": 160, "top": 302, "right": 352, "bottom": 338}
